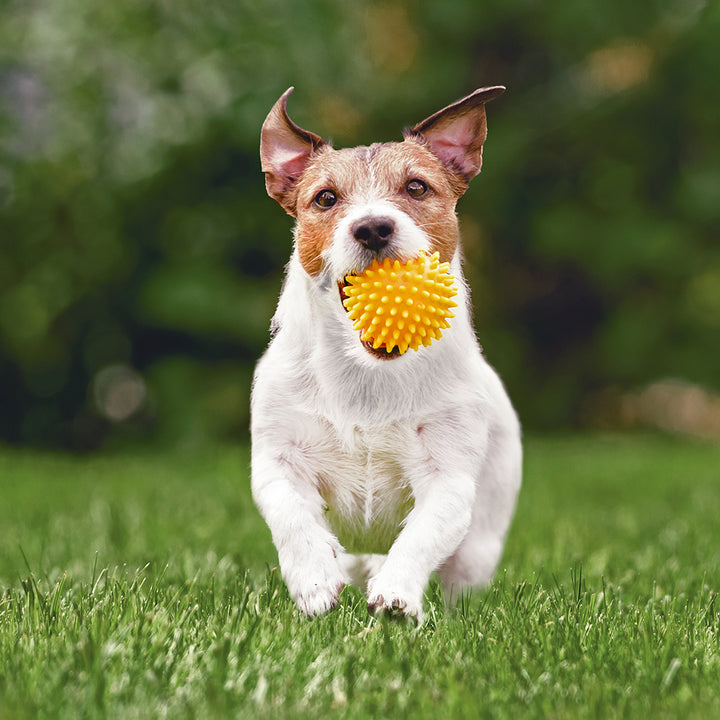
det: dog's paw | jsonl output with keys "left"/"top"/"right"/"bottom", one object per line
{"left": 366, "top": 574, "right": 424, "bottom": 623}
{"left": 294, "top": 576, "right": 346, "bottom": 617}
{"left": 280, "top": 541, "right": 349, "bottom": 617}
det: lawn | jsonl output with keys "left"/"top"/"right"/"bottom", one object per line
{"left": 0, "top": 435, "right": 718, "bottom": 719}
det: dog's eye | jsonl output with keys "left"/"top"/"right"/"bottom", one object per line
{"left": 406, "top": 179, "right": 428, "bottom": 198}
{"left": 313, "top": 189, "right": 337, "bottom": 209}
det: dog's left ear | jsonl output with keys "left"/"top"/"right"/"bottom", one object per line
{"left": 408, "top": 86, "right": 505, "bottom": 185}
{"left": 260, "top": 87, "right": 327, "bottom": 216}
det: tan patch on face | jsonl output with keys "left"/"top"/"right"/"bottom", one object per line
{"left": 293, "top": 140, "right": 465, "bottom": 275}
{"left": 295, "top": 221, "right": 329, "bottom": 277}
{"left": 293, "top": 147, "right": 363, "bottom": 276}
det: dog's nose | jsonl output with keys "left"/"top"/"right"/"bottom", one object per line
{"left": 352, "top": 216, "right": 395, "bottom": 252}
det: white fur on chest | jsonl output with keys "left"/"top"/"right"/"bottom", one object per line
{"left": 313, "top": 422, "right": 418, "bottom": 554}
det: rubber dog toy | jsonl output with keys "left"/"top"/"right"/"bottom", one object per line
{"left": 343, "top": 251, "right": 458, "bottom": 354}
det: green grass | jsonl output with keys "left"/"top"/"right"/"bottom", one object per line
{"left": 1, "top": 435, "right": 719, "bottom": 719}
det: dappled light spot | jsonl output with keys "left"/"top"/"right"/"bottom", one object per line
{"left": 587, "top": 379, "right": 720, "bottom": 441}
{"left": 580, "top": 41, "right": 654, "bottom": 96}
{"left": 93, "top": 364, "right": 147, "bottom": 422}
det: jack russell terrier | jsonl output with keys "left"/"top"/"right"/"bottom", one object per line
{"left": 251, "top": 87, "right": 521, "bottom": 621}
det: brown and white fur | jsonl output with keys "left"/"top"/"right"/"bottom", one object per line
{"left": 251, "top": 87, "right": 521, "bottom": 621}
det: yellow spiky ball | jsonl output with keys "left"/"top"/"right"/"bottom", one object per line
{"left": 343, "top": 251, "right": 458, "bottom": 354}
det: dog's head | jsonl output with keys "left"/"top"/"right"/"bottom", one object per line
{"left": 260, "top": 87, "right": 504, "bottom": 359}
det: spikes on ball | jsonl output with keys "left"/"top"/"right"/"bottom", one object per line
{"left": 343, "top": 251, "right": 458, "bottom": 354}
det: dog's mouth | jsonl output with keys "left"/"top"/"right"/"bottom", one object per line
{"left": 338, "top": 281, "right": 402, "bottom": 360}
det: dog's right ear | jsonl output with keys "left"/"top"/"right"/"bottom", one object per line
{"left": 260, "top": 87, "right": 327, "bottom": 216}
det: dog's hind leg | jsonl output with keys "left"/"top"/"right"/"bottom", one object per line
{"left": 437, "top": 425, "right": 522, "bottom": 599}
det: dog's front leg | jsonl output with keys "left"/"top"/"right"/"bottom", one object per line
{"left": 252, "top": 449, "right": 349, "bottom": 617}
{"left": 366, "top": 475, "right": 475, "bottom": 621}
{"left": 366, "top": 419, "right": 486, "bottom": 622}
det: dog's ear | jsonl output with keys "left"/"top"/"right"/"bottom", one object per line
{"left": 260, "top": 87, "right": 327, "bottom": 216}
{"left": 408, "top": 86, "right": 505, "bottom": 186}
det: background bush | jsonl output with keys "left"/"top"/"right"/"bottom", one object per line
{"left": 1, "top": 0, "right": 718, "bottom": 448}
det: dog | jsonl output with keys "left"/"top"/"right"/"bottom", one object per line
{"left": 251, "top": 87, "right": 522, "bottom": 621}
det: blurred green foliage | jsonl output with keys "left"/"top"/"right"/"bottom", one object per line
{"left": 1, "top": 0, "right": 718, "bottom": 448}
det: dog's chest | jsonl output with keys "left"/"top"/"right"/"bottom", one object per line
{"left": 315, "top": 425, "right": 415, "bottom": 555}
